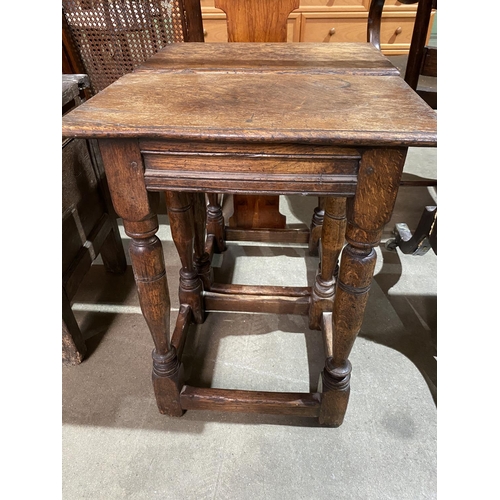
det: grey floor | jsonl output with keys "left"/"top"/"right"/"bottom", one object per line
{"left": 63, "top": 147, "right": 437, "bottom": 499}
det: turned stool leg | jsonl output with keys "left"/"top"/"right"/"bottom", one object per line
{"left": 126, "top": 217, "right": 184, "bottom": 416}
{"left": 98, "top": 138, "right": 184, "bottom": 417}
{"left": 62, "top": 288, "right": 87, "bottom": 365}
{"left": 165, "top": 192, "right": 205, "bottom": 324}
{"left": 309, "top": 197, "right": 346, "bottom": 330}
{"left": 308, "top": 197, "right": 325, "bottom": 256}
{"left": 192, "top": 192, "right": 212, "bottom": 291}
{"left": 319, "top": 148, "right": 407, "bottom": 426}
{"left": 206, "top": 193, "right": 226, "bottom": 253}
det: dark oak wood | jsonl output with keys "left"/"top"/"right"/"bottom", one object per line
{"left": 97, "top": 138, "right": 184, "bottom": 416}
{"left": 210, "top": 283, "right": 311, "bottom": 297}
{"left": 226, "top": 227, "right": 310, "bottom": 244}
{"left": 165, "top": 191, "right": 205, "bottom": 324}
{"left": 204, "top": 291, "right": 310, "bottom": 315}
{"left": 62, "top": 43, "right": 436, "bottom": 425}
{"left": 170, "top": 304, "right": 193, "bottom": 361}
{"left": 180, "top": 386, "right": 321, "bottom": 417}
{"left": 206, "top": 194, "right": 226, "bottom": 254}
{"left": 62, "top": 60, "right": 436, "bottom": 146}
{"left": 320, "top": 147, "right": 407, "bottom": 426}
{"left": 309, "top": 197, "right": 346, "bottom": 331}
{"left": 138, "top": 42, "right": 400, "bottom": 75}
{"left": 308, "top": 197, "right": 325, "bottom": 256}
{"left": 192, "top": 193, "right": 212, "bottom": 290}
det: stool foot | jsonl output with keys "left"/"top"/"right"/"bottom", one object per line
{"left": 207, "top": 194, "right": 226, "bottom": 253}
{"left": 152, "top": 348, "right": 185, "bottom": 417}
{"left": 308, "top": 197, "right": 325, "bottom": 256}
{"left": 319, "top": 359, "right": 352, "bottom": 427}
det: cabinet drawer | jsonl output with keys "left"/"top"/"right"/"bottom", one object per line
{"left": 301, "top": 12, "right": 416, "bottom": 47}
{"left": 298, "top": 0, "right": 366, "bottom": 11}
{"left": 202, "top": 13, "right": 301, "bottom": 42}
{"left": 202, "top": 17, "right": 229, "bottom": 42}
{"left": 301, "top": 14, "right": 368, "bottom": 42}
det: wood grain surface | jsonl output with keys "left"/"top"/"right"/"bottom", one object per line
{"left": 136, "top": 42, "right": 400, "bottom": 74}
{"left": 62, "top": 73, "right": 436, "bottom": 146}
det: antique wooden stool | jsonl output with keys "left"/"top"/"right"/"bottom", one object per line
{"left": 62, "top": 42, "right": 436, "bottom": 426}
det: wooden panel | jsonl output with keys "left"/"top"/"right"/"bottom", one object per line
{"left": 202, "top": 13, "right": 301, "bottom": 42}
{"left": 62, "top": 68, "right": 436, "bottom": 147}
{"left": 142, "top": 139, "right": 359, "bottom": 195}
{"left": 214, "top": 0, "right": 299, "bottom": 42}
{"left": 204, "top": 291, "right": 311, "bottom": 314}
{"left": 225, "top": 227, "right": 310, "bottom": 243}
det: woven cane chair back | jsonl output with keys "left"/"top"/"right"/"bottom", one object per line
{"left": 62, "top": 0, "right": 202, "bottom": 93}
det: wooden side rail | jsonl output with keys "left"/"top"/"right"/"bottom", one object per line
{"left": 204, "top": 291, "right": 311, "bottom": 315}
{"left": 180, "top": 386, "right": 321, "bottom": 417}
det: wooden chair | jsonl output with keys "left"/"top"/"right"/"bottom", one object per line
{"left": 62, "top": 74, "right": 128, "bottom": 364}
{"left": 369, "top": 0, "right": 437, "bottom": 255}
{"left": 62, "top": 3, "right": 206, "bottom": 365}
{"left": 62, "top": 0, "right": 204, "bottom": 94}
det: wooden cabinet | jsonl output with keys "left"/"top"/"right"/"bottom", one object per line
{"left": 200, "top": 0, "right": 435, "bottom": 54}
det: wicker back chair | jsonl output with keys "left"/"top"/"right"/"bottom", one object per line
{"left": 62, "top": 0, "right": 203, "bottom": 94}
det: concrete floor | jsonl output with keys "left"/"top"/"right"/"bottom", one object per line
{"left": 63, "top": 147, "right": 437, "bottom": 499}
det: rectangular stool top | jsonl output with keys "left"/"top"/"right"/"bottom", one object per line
{"left": 62, "top": 43, "right": 437, "bottom": 147}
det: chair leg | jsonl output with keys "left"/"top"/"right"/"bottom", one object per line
{"left": 62, "top": 288, "right": 87, "bottom": 365}
{"left": 99, "top": 219, "right": 128, "bottom": 274}
{"left": 386, "top": 206, "right": 437, "bottom": 256}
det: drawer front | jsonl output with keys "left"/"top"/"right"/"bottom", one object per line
{"left": 298, "top": 0, "right": 366, "bottom": 10}
{"left": 301, "top": 12, "right": 415, "bottom": 47}
{"left": 202, "top": 17, "right": 229, "bottom": 42}
{"left": 202, "top": 14, "right": 301, "bottom": 42}
{"left": 301, "top": 14, "right": 368, "bottom": 42}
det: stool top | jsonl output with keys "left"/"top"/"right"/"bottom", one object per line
{"left": 136, "top": 42, "right": 401, "bottom": 75}
{"left": 62, "top": 43, "right": 437, "bottom": 147}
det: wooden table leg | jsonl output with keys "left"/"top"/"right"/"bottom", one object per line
{"left": 309, "top": 197, "right": 346, "bottom": 330}
{"left": 206, "top": 193, "right": 226, "bottom": 253}
{"left": 98, "top": 138, "right": 183, "bottom": 417}
{"left": 165, "top": 191, "right": 205, "bottom": 324}
{"left": 319, "top": 148, "right": 407, "bottom": 426}
{"left": 308, "top": 196, "right": 325, "bottom": 256}
{"left": 192, "top": 192, "right": 212, "bottom": 290}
